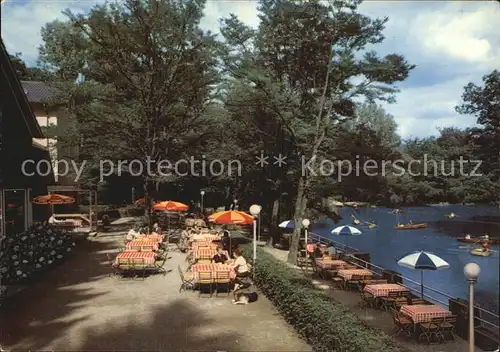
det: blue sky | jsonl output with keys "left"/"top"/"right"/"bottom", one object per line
{"left": 2, "top": 0, "right": 499, "bottom": 138}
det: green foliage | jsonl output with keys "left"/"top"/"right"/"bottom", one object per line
{"left": 242, "top": 246, "right": 408, "bottom": 352}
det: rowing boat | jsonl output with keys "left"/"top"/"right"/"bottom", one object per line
{"left": 353, "top": 219, "right": 360, "bottom": 225}
{"left": 368, "top": 223, "right": 377, "bottom": 229}
{"left": 457, "top": 237, "right": 500, "bottom": 245}
{"left": 394, "top": 223, "right": 428, "bottom": 230}
{"left": 471, "top": 248, "right": 492, "bottom": 257}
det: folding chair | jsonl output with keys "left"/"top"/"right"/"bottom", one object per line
{"left": 215, "top": 271, "right": 231, "bottom": 296}
{"left": 418, "top": 317, "right": 442, "bottom": 344}
{"left": 198, "top": 271, "right": 213, "bottom": 298}
{"left": 178, "top": 265, "right": 195, "bottom": 292}
{"left": 390, "top": 308, "right": 413, "bottom": 337}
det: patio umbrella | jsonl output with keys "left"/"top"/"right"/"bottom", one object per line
{"left": 153, "top": 200, "right": 189, "bottom": 212}
{"left": 331, "top": 225, "right": 362, "bottom": 252}
{"left": 278, "top": 220, "right": 296, "bottom": 229}
{"left": 209, "top": 210, "right": 253, "bottom": 225}
{"left": 397, "top": 250, "right": 450, "bottom": 298}
{"left": 32, "top": 194, "right": 75, "bottom": 205}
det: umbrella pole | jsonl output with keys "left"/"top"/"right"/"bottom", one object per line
{"left": 421, "top": 270, "right": 424, "bottom": 299}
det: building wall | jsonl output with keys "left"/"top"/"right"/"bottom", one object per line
{"left": 31, "top": 104, "right": 78, "bottom": 184}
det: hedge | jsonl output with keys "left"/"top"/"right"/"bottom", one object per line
{"left": 242, "top": 246, "right": 409, "bottom": 352}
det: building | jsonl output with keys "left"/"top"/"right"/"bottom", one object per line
{"left": 21, "top": 80, "right": 77, "bottom": 183}
{"left": 0, "top": 39, "right": 54, "bottom": 236}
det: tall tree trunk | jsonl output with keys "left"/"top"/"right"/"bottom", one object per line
{"left": 143, "top": 179, "right": 153, "bottom": 228}
{"left": 269, "top": 196, "right": 280, "bottom": 245}
{"left": 287, "top": 176, "right": 308, "bottom": 263}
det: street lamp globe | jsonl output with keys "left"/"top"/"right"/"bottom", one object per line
{"left": 302, "top": 218, "right": 310, "bottom": 228}
{"left": 464, "top": 263, "right": 480, "bottom": 280}
{"left": 200, "top": 190, "right": 205, "bottom": 196}
{"left": 249, "top": 204, "right": 261, "bottom": 216}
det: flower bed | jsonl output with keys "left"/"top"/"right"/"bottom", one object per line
{"left": 242, "top": 246, "right": 408, "bottom": 352}
{"left": 0, "top": 224, "right": 76, "bottom": 298}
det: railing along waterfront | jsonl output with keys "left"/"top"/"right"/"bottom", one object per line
{"left": 308, "top": 231, "right": 500, "bottom": 339}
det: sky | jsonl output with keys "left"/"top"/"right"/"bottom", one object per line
{"left": 1, "top": 0, "right": 499, "bottom": 138}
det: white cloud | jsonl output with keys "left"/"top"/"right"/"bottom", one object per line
{"left": 2, "top": 0, "right": 498, "bottom": 138}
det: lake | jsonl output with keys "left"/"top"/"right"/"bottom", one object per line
{"left": 312, "top": 204, "right": 500, "bottom": 317}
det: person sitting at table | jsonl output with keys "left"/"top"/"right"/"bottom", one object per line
{"left": 221, "top": 230, "right": 231, "bottom": 251}
{"left": 231, "top": 248, "right": 250, "bottom": 290}
{"left": 312, "top": 243, "right": 323, "bottom": 258}
{"left": 212, "top": 245, "right": 228, "bottom": 264}
{"left": 327, "top": 242, "right": 336, "bottom": 257}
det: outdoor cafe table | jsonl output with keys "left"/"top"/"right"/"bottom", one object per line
{"left": 190, "top": 263, "right": 236, "bottom": 281}
{"left": 337, "top": 268, "right": 373, "bottom": 280}
{"left": 193, "top": 248, "right": 229, "bottom": 260}
{"left": 116, "top": 251, "right": 156, "bottom": 265}
{"left": 137, "top": 234, "right": 163, "bottom": 242}
{"left": 192, "top": 234, "right": 220, "bottom": 242}
{"left": 126, "top": 240, "right": 159, "bottom": 251}
{"left": 364, "top": 283, "right": 410, "bottom": 297}
{"left": 400, "top": 304, "right": 452, "bottom": 323}
{"left": 315, "top": 259, "right": 347, "bottom": 269}
{"left": 191, "top": 241, "right": 218, "bottom": 249}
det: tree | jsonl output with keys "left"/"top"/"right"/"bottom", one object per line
{"left": 221, "top": 0, "right": 414, "bottom": 263}
{"left": 38, "top": 0, "right": 222, "bottom": 223}
{"left": 7, "top": 52, "right": 53, "bottom": 81}
{"left": 456, "top": 70, "right": 500, "bottom": 179}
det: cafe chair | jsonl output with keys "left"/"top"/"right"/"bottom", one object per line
{"left": 198, "top": 272, "right": 213, "bottom": 298}
{"left": 390, "top": 308, "right": 413, "bottom": 338}
{"left": 178, "top": 265, "right": 195, "bottom": 292}
{"left": 215, "top": 271, "right": 231, "bottom": 296}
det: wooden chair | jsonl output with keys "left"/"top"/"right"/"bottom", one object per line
{"left": 379, "top": 291, "right": 402, "bottom": 311}
{"left": 131, "top": 258, "right": 146, "bottom": 279}
{"left": 153, "top": 255, "right": 167, "bottom": 275}
{"left": 390, "top": 308, "right": 413, "bottom": 337}
{"left": 215, "top": 271, "right": 231, "bottom": 296}
{"left": 360, "top": 290, "right": 376, "bottom": 308}
{"left": 198, "top": 272, "right": 213, "bottom": 297}
{"left": 117, "top": 258, "right": 134, "bottom": 279}
{"left": 178, "top": 265, "right": 195, "bottom": 292}
{"left": 438, "top": 316, "right": 457, "bottom": 342}
{"left": 418, "top": 317, "right": 442, "bottom": 344}
{"left": 346, "top": 275, "right": 363, "bottom": 291}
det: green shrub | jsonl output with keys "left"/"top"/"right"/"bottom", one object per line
{"left": 242, "top": 246, "right": 408, "bottom": 352}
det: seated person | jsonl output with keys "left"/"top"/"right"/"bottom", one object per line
{"left": 212, "top": 246, "right": 228, "bottom": 264}
{"left": 312, "top": 243, "right": 323, "bottom": 258}
{"left": 327, "top": 242, "right": 336, "bottom": 257}
{"left": 231, "top": 248, "right": 250, "bottom": 290}
{"left": 221, "top": 230, "right": 231, "bottom": 251}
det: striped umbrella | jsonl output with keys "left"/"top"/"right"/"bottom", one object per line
{"left": 278, "top": 220, "right": 296, "bottom": 229}
{"left": 208, "top": 210, "right": 253, "bottom": 225}
{"left": 32, "top": 194, "right": 75, "bottom": 205}
{"left": 153, "top": 200, "right": 189, "bottom": 212}
{"left": 397, "top": 250, "right": 450, "bottom": 298}
{"left": 331, "top": 225, "right": 362, "bottom": 251}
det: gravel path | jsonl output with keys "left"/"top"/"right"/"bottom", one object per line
{"left": 0, "top": 232, "right": 311, "bottom": 352}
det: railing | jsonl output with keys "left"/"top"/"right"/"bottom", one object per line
{"left": 308, "top": 231, "right": 500, "bottom": 339}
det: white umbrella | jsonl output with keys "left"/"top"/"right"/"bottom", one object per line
{"left": 397, "top": 250, "right": 450, "bottom": 298}
{"left": 278, "top": 220, "right": 295, "bottom": 229}
{"left": 331, "top": 225, "right": 362, "bottom": 251}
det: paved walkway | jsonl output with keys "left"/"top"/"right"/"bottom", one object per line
{"left": 0, "top": 233, "right": 311, "bottom": 351}
{"left": 264, "top": 247, "right": 485, "bottom": 352}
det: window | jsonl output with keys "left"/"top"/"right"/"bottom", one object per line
{"left": 3, "top": 189, "right": 27, "bottom": 235}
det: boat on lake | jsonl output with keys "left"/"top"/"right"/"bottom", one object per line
{"left": 445, "top": 212, "right": 456, "bottom": 219}
{"left": 394, "top": 223, "right": 428, "bottom": 230}
{"left": 471, "top": 248, "right": 493, "bottom": 257}
{"left": 368, "top": 222, "right": 377, "bottom": 228}
{"left": 457, "top": 237, "right": 500, "bottom": 245}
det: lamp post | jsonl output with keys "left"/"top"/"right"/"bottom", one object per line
{"left": 302, "top": 219, "right": 310, "bottom": 274}
{"left": 249, "top": 204, "right": 261, "bottom": 278}
{"left": 200, "top": 191, "right": 205, "bottom": 215}
{"left": 464, "top": 263, "right": 480, "bottom": 352}
{"left": 257, "top": 205, "right": 262, "bottom": 241}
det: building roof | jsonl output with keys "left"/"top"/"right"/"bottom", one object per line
{"left": 21, "top": 80, "right": 60, "bottom": 103}
{"left": 0, "top": 39, "right": 44, "bottom": 138}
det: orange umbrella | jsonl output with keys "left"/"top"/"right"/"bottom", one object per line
{"left": 208, "top": 210, "right": 254, "bottom": 225}
{"left": 32, "top": 194, "right": 75, "bottom": 205}
{"left": 153, "top": 200, "right": 189, "bottom": 212}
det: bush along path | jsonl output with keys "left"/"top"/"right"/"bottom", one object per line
{"left": 243, "top": 246, "right": 409, "bottom": 352}
{"left": 0, "top": 224, "right": 76, "bottom": 301}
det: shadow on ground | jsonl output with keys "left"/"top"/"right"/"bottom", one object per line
{"left": 0, "top": 238, "right": 116, "bottom": 349}
{"left": 53, "top": 299, "right": 239, "bottom": 351}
